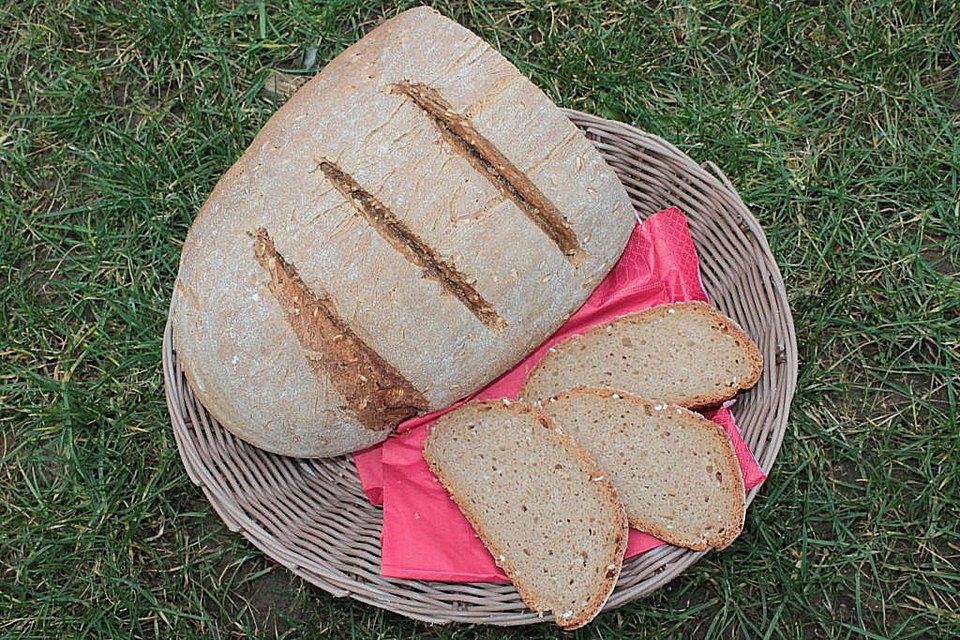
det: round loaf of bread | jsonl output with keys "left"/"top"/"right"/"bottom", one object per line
{"left": 170, "top": 7, "right": 635, "bottom": 457}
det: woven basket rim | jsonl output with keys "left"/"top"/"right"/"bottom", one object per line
{"left": 162, "top": 109, "right": 798, "bottom": 626}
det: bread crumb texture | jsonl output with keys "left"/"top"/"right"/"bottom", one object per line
{"left": 543, "top": 388, "right": 746, "bottom": 550}
{"left": 423, "top": 401, "right": 626, "bottom": 628}
{"left": 522, "top": 301, "right": 763, "bottom": 406}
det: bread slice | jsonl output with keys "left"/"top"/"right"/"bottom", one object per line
{"left": 521, "top": 301, "right": 763, "bottom": 407}
{"left": 541, "top": 387, "right": 746, "bottom": 550}
{"left": 423, "top": 401, "right": 627, "bottom": 628}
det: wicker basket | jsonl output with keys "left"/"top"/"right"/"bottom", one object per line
{"left": 162, "top": 109, "right": 798, "bottom": 626}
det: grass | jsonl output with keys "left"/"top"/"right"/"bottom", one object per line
{"left": 1, "top": 0, "right": 957, "bottom": 637}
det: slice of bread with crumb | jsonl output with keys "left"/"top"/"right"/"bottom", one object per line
{"left": 423, "top": 400, "right": 628, "bottom": 629}
{"left": 521, "top": 301, "right": 763, "bottom": 407}
{"left": 541, "top": 387, "right": 746, "bottom": 550}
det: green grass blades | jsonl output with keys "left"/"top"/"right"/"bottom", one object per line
{"left": 2, "top": 0, "right": 958, "bottom": 638}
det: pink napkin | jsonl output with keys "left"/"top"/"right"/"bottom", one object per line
{"left": 352, "top": 207, "right": 766, "bottom": 582}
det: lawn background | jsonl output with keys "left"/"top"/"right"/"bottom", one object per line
{"left": 1, "top": 0, "right": 957, "bottom": 638}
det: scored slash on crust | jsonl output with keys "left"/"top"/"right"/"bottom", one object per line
{"left": 316, "top": 159, "right": 506, "bottom": 330}
{"left": 390, "top": 80, "right": 585, "bottom": 266}
{"left": 250, "top": 227, "right": 428, "bottom": 428}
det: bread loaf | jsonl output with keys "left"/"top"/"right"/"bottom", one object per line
{"left": 423, "top": 401, "right": 627, "bottom": 629}
{"left": 170, "top": 7, "right": 635, "bottom": 457}
{"left": 541, "top": 387, "right": 746, "bottom": 550}
{"left": 521, "top": 301, "right": 762, "bottom": 407}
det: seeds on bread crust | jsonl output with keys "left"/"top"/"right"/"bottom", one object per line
{"left": 251, "top": 228, "right": 428, "bottom": 429}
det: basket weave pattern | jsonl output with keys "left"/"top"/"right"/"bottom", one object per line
{"left": 163, "top": 110, "right": 798, "bottom": 626}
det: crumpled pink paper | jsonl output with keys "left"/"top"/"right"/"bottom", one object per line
{"left": 352, "top": 207, "right": 766, "bottom": 582}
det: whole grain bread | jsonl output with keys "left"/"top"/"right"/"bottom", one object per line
{"left": 521, "top": 301, "right": 762, "bottom": 407}
{"left": 170, "top": 7, "right": 635, "bottom": 457}
{"left": 542, "top": 387, "right": 746, "bottom": 550}
{"left": 423, "top": 401, "right": 627, "bottom": 629}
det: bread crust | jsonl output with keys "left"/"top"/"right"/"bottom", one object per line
{"left": 170, "top": 6, "right": 635, "bottom": 458}
{"left": 521, "top": 301, "right": 764, "bottom": 408}
{"left": 546, "top": 386, "right": 746, "bottom": 550}
{"left": 423, "top": 400, "right": 627, "bottom": 629}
